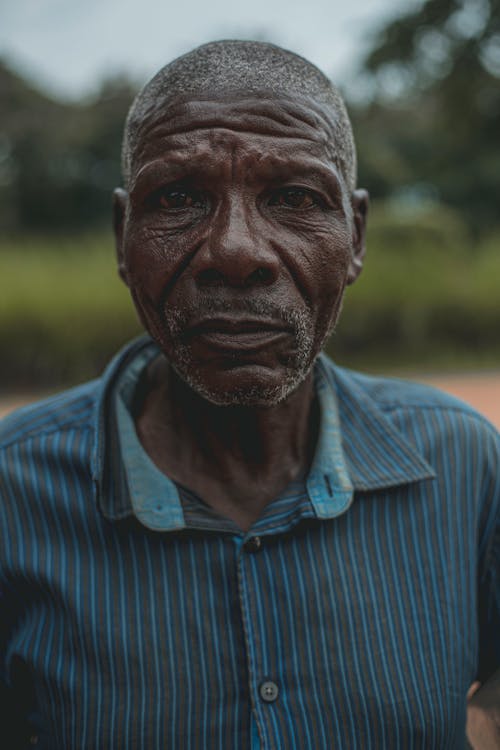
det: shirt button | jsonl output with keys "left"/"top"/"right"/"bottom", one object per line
{"left": 259, "top": 680, "right": 279, "bottom": 702}
{"left": 244, "top": 536, "right": 262, "bottom": 552}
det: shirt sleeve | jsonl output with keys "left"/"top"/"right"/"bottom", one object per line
{"left": 0, "top": 580, "right": 39, "bottom": 746}
{"left": 0, "top": 455, "right": 39, "bottom": 747}
{"left": 476, "top": 420, "right": 500, "bottom": 684}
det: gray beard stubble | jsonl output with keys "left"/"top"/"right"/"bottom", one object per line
{"left": 160, "top": 297, "right": 318, "bottom": 406}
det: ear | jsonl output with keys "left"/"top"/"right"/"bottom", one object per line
{"left": 113, "top": 188, "right": 129, "bottom": 285}
{"left": 347, "top": 189, "right": 369, "bottom": 286}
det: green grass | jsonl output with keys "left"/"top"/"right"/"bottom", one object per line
{"left": 1, "top": 205, "right": 500, "bottom": 388}
{"left": 332, "top": 212, "right": 500, "bottom": 371}
{"left": 0, "top": 233, "right": 140, "bottom": 387}
{"left": 0, "top": 234, "right": 130, "bottom": 318}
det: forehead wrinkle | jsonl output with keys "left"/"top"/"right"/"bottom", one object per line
{"left": 137, "top": 118, "right": 332, "bottom": 152}
{"left": 130, "top": 96, "right": 341, "bottom": 176}
{"left": 137, "top": 96, "right": 335, "bottom": 139}
{"left": 128, "top": 95, "right": 354, "bottom": 197}
{"left": 130, "top": 130, "right": 337, "bottom": 187}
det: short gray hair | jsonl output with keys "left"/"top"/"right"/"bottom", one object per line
{"left": 122, "top": 40, "right": 356, "bottom": 192}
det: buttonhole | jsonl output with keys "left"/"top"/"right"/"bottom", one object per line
{"left": 324, "top": 474, "right": 333, "bottom": 497}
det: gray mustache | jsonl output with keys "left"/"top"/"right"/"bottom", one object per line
{"left": 164, "top": 298, "right": 310, "bottom": 333}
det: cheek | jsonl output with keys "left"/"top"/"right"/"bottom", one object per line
{"left": 123, "top": 223, "right": 194, "bottom": 300}
{"left": 304, "top": 229, "right": 353, "bottom": 330}
{"left": 285, "top": 224, "right": 353, "bottom": 302}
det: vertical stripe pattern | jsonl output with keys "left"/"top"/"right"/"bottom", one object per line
{"left": 0, "top": 338, "right": 499, "bottom": 749}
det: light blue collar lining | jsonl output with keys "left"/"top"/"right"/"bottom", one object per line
{"left": 113, "top": 346, "right": 353, "bottom": 530}
{"left": 115, "top": 347, "right": 185, "bottom": 531}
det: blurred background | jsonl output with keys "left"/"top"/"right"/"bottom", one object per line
{"left": 1, "top": 0, "right": 499, "bottom": 422}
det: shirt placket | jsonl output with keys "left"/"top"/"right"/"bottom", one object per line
{"left": 236, "top": 532, "right": 282, "bottom": 750}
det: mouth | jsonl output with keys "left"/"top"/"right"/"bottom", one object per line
{"left": 183, "top": 316, "right": 293, "bottom": 353}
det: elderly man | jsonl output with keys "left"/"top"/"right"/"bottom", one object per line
{"left": 1, "top": 41, "right": 499, "bottom": 749}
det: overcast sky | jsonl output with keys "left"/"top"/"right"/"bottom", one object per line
{"left": 0, "top": 0, "right": 417, "bottom": 100}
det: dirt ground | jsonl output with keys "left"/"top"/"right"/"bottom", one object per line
{"left": 1, "top": 373, "right": 499, "bottom": 428}
{"left": 416, "top": 373, "right": 500, "bottom": 429}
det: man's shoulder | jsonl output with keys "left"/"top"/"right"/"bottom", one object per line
{"left": 321, "top": 356, "right": 499, "bottom": 508}
{"left": 326, "top": 356, "right": 492, "bottom": 423}
{"left": 0, "top": 380, "right": 99, "bottom": 452}
{"left": 319, "top": 355, "right": 500, "bottom": 456}
{"left": 0, "top": 337, "right": 154, "bottom": 453}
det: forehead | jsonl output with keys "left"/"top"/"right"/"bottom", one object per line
{"left": 129, "top": 94, "right": 343, "bottom": 183}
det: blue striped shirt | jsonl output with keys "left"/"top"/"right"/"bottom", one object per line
{"left": 1, "top": 336, "right": 499, "bottom": 748}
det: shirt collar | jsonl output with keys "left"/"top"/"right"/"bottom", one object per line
{"left": 92, "top": 337, "right": 435, "bottom": 527}
{"left": 331, "top": 364, "right": 436, "bottom": 491}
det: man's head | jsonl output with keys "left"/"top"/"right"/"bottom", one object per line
{"left": 114, "top": 40, "right": 368, "bottom": 407}
{"left": 121, "top": 41, "right": 357, "bottom": 195}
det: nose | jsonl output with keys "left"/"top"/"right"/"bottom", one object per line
{"left": 193, "top": 196, "right": 280, "bottom": 288}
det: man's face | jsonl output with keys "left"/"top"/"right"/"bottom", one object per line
{"left": 114, "top": 93, "right": 367, "bottom": 406}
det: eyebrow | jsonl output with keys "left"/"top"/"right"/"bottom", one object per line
{"left": 254, "top": 155, "right": 344, "bottom": 193}
{"left": 131, "top": 151, "right": 345, "bottom": 199}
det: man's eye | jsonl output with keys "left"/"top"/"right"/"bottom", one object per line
{"left": 268, "top": 188, "right": 319, "bottom": 209}
{"left": 155, "top": 188, "right": 204, "bottom": 210}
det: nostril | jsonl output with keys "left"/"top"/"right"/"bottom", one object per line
{"left": 246, "top": 267, "right": 274, "bottom": 287}
{"left": 197, "top": 269, "right": 225, "bottom": 286}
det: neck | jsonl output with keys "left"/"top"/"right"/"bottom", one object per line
{"left": 135, "top": 356, "right": 319, "bottom": 518}
{"left": 169, "top": 364, "right": 317, "bottom": 473}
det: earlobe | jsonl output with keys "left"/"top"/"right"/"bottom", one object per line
{"left": 347, "top": 188, "right": 369, "bottom": 286}
{"left": 112, "top": 188, "right": 129, "bottom": 285}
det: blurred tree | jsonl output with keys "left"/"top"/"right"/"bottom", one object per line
{"left": 2, "top": 6, "right": 499, "bottom": 237}
{"left": 352, "top": 0, "right": 500, "bottom": 234}
{"left": 0, "top": 61, "right": 136, "bottom": 233}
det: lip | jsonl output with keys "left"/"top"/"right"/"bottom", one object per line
{"left": 188, "top": 315, "right": 292, "bottom": 334}
{"left": 184, "top": 316, "right": 293, "bottom": 352}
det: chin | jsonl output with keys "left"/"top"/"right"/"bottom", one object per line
{"left": 152, "top": 301, "right": 322, "bottom": 406}
{"left": 171, "top": 358, "right": 316, "bottom": 408}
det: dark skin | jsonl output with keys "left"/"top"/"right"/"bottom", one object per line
{"left": 467, "top": 681, "right": 500, "bottom": 749}
{"left": 132, "top": 354, "right": 319, "bottom": 530}
{"left": 113, "top": 89, "right": 499, "bottom": 744}
{"left": 113, "top": 92, "right": 367, "bottom": 530}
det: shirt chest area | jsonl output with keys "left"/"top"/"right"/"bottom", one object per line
{"left": 5, "top": 493, "right": 474, "bottom": 750}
